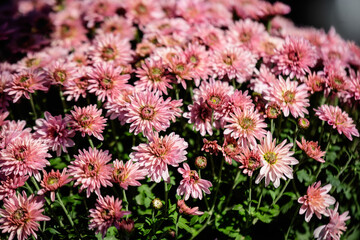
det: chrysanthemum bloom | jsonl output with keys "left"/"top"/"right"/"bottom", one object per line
{"left": 296, "top": 138, "right": 326, "bottom": 163}
{"left": 5, "top": 68, "right": 48, "bottom": 103}
{"left": 254, "top": 35, "right": 284, "bottom": 63}
{"left": 250, "top": 65, "right": 277, "bottom": 95}
{"left": 87, "top": 62, "right": 130, "bottom": 102}
{"left": 202, "top": 138, "right": 221, "bottom": 156}
{"left": 224, "top": 107, "right": 267, "bottom": 147}
{"left": 314, "top": 105, "right": 359, "bottom": 141}
{"left": 135, "top": 58, "right": 172, "bottom": 95}
{"left": 38, "top": 168, "right": 71, "bottom": 202}
{"left": 177, "top": 200, "right": 203, "bottom": 216}
{"left": 265, "top": 102, "right": 281, "bottom": 119}
{"left": 306, "top": 72, "right": 326, "bottom": 94}
{"left": 112, "top": 159, "right": 147, "bottom": 190}
{"left": 97, "top": 15, "right": 136, "bottom": 40}
{"left": 298, "top": 181, "right": 336, "bottom": 222}
{"left": 63, "top": 67, "right": 89, "bottom": 101}
{"left": 0, "top": 135, "right": 50, "bottom": 181}
{"left": 125, "top": 0, "right": 164, "bottom": 25}
{"left": 130, "top": 132, "right": 188, "bottom": 183}
{"left": 255, "top": 132, "right": 299, "bottom": 188}
{"left": 167, "top": 52, "right": 193, "bottom": 89}
{"left": 349, "top": 69, "right": 360, "bottom": 100}
{"left": 116, "top": 218, "right": 134, "bottom": 233}
{"left": 323, "top": 64, "right": 350, "bottom": 95}
{"left": 91, "top": 33, "right": 133, "bottom": 65}
{"left": 68, "top": 105, "right": 107, "bottom": 141}
{"left": 0, "top": 120, "right": 31, "bottom": 149}
{"left": 211, "top": 46, "right": 257, "bottom": 83}
{"left": 46, "top": 60, "right": 77, "bottom": 86}
{"left": 0, "top": 174, "right": 28, "bottom": 200}
{"left": 222, "top": 136, "right": 242, "bottom": 164}
{"left": 314, "top": 203, "right": 350, "bottom": 240}
{"left": 33, "top": 111, "right": 75, "bottom": 156}
{"left": 264, "top": 76, "right": 310, "bottom": 118}
{"left": 226, "top": 90, "right": 254, "bottom": 115}
{"left": 89, "top": 195, "right": 131, "bottom": 238}
{"left": 0, "top": 191, "right": 50, "bottom": 240}
{"left": 125, "top": 91, "right": 179, "bottom": 138}
{"left": 238, "top": 146, "right": 262, "bottom": 177}
{"left": 298, "top": 118, "right": 310, "bottom": 129}
{"left": 272, "top": 36, "right": 318, "bottom": 79}
{"left": 193, "top": 24, "right": 226, "bottom": 50}
{"left": 82, "top": 0, "right": 120, "bottom": 28}
{"left": 177, "top": 163, "right": 212, "bottom": 200}
{"left": 183, "top": 98, "right": 214, "bottom": 136}
{"left": 68, "top": 147, "right": 113, "bottom": 198}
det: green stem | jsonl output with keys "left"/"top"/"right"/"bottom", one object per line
{"left": 175, "top": 214, "right": 181, "bottom": 239}
{"left": 292, "top": 125, "right": 298, "bottom": 152}
{"left": 164, "top": 181, "right": 169, "bottom": 215}
{"left": 223, "top": 169, "right": 241, "bottom": 210}
{"left": 266, "top": 19, "right": 272, "bottom": 33}
{"left": 123, "top": 189, "right": 129, "bottom": 211}
{"left": 336, "top": 156, "right": 353, "bottom": 178}
{"left": 284, "top": 206, "right": 300, "bottom": 240}
{"left": 272, "top": 178, "right": 291, "bottom": 206}
{"left": 270, "top": 119, "right": 275, "bottom": 135}
{"left": 56, "top": 191, "right": 74, "bottom": 227}
{"left": 30, "top": 94, "right": 38, "bottom": 119}
{"left": 88, "top": 136, "right": 95, "bottom": 148}
{"left": 246, "top": 176, "right": 253, "bottom": 227}
{"left": 257, "top": 191, "right": 263, "bottom": 210}
{"left": 59, "top": 89, "right": 67, "bottom": 113}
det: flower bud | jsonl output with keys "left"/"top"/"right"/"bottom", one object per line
{"left": 152, "top": 198, "right": 163, "bottom": 209}
{"left": 195, "top": 156, "right": 207, "bottom": 169}
{"left": 298, "top": 117, "right": 310, "bottom": 129}
{"left": 265, "top": 103, "right": 281, "bottom": 119}
{"left": 117, "top": 219, "right": 134, "bottom": 234}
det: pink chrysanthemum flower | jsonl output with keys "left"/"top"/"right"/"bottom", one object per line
{"left": 224, "top": 107, "right": 267, "bottom": 147}
{"left": 112, "top": 159, "right": 148, "bottom": 190}
{"left": 255, "top": 132, "right": 299, "bottom": 188}
{"left": 211, "top": 46, "right": 257, "bottom": 83}
{"left": 254, "top": 35, "right": 284, "bottom": 64}
{"left": 0, "top": 120, "right": 31, "bottom": 150}
{"left": 314, "top": 203, "right": 350, "bottom": 240}
{"left": 272, "top": 36, "right": 318, "bottom": 79}
{"left": 0, "top": 174, "right": 28, "bottom": 200}
{"left": 221, "top": 136, "right": 242, "bottom": 164}
{"left": 125, "top": 0, "right": 164, "bottom": 25}
{"left": 0, "top": 135, "right": 50, "bottom": 181}
{"left": 177, "top": 200, "right": 203, "bottom": 216}
{"left": 89, "top": 195, "right": 131, "bottom": 238}
{"left": 130, "top": 132, "right": 188, "bottom": 183}
{"left": 0, "top": 191, "right": 50, "bottom": 240}
{"left": 5, "top": 69, "right": 48, "bottom": 103}
{"left": 63, "top": 67, "right": 90, "bottom": 101}
{"left": 88, "top": 63, "right": 130, "bottom": 102}
{"left": 183, "top": 98, "right": 214, "bottom": 136}
{"left": 135, "top": 58, "right": 172, "bottom": 95}
{"left": 306, "top": 72, "right": 326, "bottom": 94}
{"left": 33, "top": 111, "right": 75, "bottom": 156}
{"left": 193, "top": 24, "right": 226, "bottom": 50}
{"left": 314, "top": 105, "right": 359, "bottom": 141}
{"left": 37, "top": 168, "right": 71, "bottom": 202}
{"left": 177, "top": 163, "right": 212, "bottom": 200}
{"left": 298, "top": 181, "right": 336, "bottom": 222}
{"left": 238, "top": 146, "right": 262, "bottom": 177}
{"left": 202, "top": 138, "right": 221, "bottom": 156}
{"left": 167, "top": 52, "right": 193, "bottom": 89}
{"left": 296, "top": 137, "right": 326, "bottom": 163}
{"left": 68, "top": 105, "right": 107, "bottom": 141}
{"left": 68, "top": 147, "right": 113, "bottom": 198}
{"left": 265, "top": 76, "right": 310, "bottom": 118}
{"left": 97, "top": 15, "right": 136, "bottom": 40}
{"left": 46, "top": 60, "right": 77, "bottom": 86}
{"left": 227, "top": 90, "right": 254, "bottom": 114}
{"left": 125, "top": 91, "right": 179, "bottom": 138}
{"left": 91, "top": 33, "right": 133, "bottom": 65}
{"left": 349, "top": 69, "right": 360, "bottom": 100}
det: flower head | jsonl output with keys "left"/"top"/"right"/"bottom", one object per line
{"left": 221, "top": 136, "right": 242, "bottom": 164}
{"left": 112, "top": 160, "right": 147, "bottom": 190}
{"left": 298, "top": 181, "right": 336, "bottom": 222}
{"left": 0, "top": 174, "right": 28, "bottom": 201}
{"left": 238, "top": 146, "right": 262, "bottom": 177}
{"left": 183, "top": 98, "right": 214, "bottom": 136}
{"left": 296, "top": 138, "right": 326, "bottom": 163}
{"left": 0, "top": 191, "right": 50, "bottom": 240}
{"left": 38, "top": 168, "right": 71, "bottom": 202}
{"left": 177, "top": 200, "right": 203, "bottom": 216}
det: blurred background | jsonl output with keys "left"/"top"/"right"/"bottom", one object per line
{"left": 281, "top": 0, "right": 360, "bottom": 44}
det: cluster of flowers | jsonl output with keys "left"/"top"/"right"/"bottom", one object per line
{"left": 0, "top": 0, "right": 359, "bottom": 239}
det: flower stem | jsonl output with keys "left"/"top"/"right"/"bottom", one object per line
{"left": 122, "top": 189, "right": 129, "bottom": 212}
{"left": 246, "top": 176, "right": 253, "bottom": 227}
{"left": 56, "top": 191, "right": 74, "bottom": 227}
{"left": 87, "top": 135, "right": 95, "bottom": 148}
{"left": 284, "top": 206, "right": 300, "bottom": 240}
{"left": 224, "top": 169, "right": 241, "bottom": 210}
{"left": 164, "top": 181, "right": 169, "bottom": 215}
{"left": 30, "top": 94, "right": 38, "bottom": 119}
{"left": 272, "top": 178, "right": 291, "bottom": 206}
{"left": 175, "top": 213, "right": 181, "bottom": 239}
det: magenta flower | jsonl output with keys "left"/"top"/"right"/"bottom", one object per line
{"left": 112, "top": 159, "right": 148, "bottom": 190}
{"left": 0, "top": 191, "right": 50, "bottom": 240}
{"left": 314, "top": 105, "right": 359, "bottom": 141}
{"left": 298, "top": 181, "right": 336, "bottom": 222}
{"left": 130, "top": 132, "right": 188, "bottom": 183}
{"left": 34, "top": 111, "right": 75, "bottom": 156}
{"left": 177, "top": 163, "right": 212, "bottom": 200}
{"left": 68, "top": 147, "right": 113, "bottom": 198}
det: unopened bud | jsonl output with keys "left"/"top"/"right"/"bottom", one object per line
{"left": 298, "top": 117, "right": 310, "bottom": 129}
{"left": 152, "top": 198, "right": 163, "bottom": 209}
{"left": 265, "top": 103, "right": 281, "bottom": 119}
{"left": 195, "top": 156, "right": 207, "bottom": 169}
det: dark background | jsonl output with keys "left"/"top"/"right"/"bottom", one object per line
{"left": 281, "top": 0, "right": 360, "bottom": 44}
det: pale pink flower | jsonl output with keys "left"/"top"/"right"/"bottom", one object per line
{"left": 296, "top": 138, "right": 326, "bottom": 163}
{"left": 211, "top": 46, "right": 257, "bottom": 83}
{"left": 238, "top": 146, "right": 262, "bottom": 176}
{"left": 135, "top": 58, "right": 172, "bottom": 95}
{"left": 314, "top": 203, "right": 350, "bottom": 240}
{"left": 89, "top": 195, "right": 131, "bottom": 238}
{"left": 177, "top": 163, "right": 212, "bottom": 200}
{"left": 314, "top": 105, "right": 359, "bottom": 141}
{"left": 125, "top": 0, "right": 164, "bottom": 25}
{"left": 264, "top": 76, "right": 310, "bottom": 118}
{"left": 63, "top": 67, "right": 89, "bottom": 101}
{"left": 82, "top": 0, "right": 121, "bottom": 28}
{"left": 0, "top": 120, "right": 31, "bottom": 150}
{"left": 0, "top": 191, "right": 50, "bottom": 240}
{"left": 5, "top": 69, "right": 48, "bottom": 103}
{"left": 97, "top": 15, "right": 136, "bottom": 40}
{"left": 183, "top": 98, "right": 213, "bottom": 136}
{"left": 112, "top": 159, "right": 147, "bottom": 190}
{"left": 166, "top": 50, "right": 193, "bottom": 89}
{"left": 227, "top": 90, "right": 254, "bottom": 115}
{"left": 0, "top": 135, "right": 51, "bottom": 181}
{"left": 306, "top": 72, "right": 326, "bottom": 94}
{"left": 46, "top": 60, "right": 77, "bottom": 86}
{"left": 130, "top": 132, "right": 188, "bottom": 183}
{"left": 125, "top": 91, "right": 180, "bottom": 138}
{"left": 298, "top": 181, "right": 336, "bottom": 222}
{"left": 193, "top": 24, "right": 226, "bottom": 50}
{"left": 221, "top": 136, "right": 242, "bottom": 164}
{"left": 255, "top": 132, "right": 299, "bottom": 188}
{"left": 224, "top": 107, "right": 267, "bottom": 147}
{"left": 68, "top": 147, "right": 113, "bottom": 198}
{"left": 87, "top": 63, "right": 130, "bottom": 102}
{"left": 177, "top": 200, "right": 203, "bottom": 216}
{"left": 254, "top": 35, "right": 284, "bottom": 63}
{"left": 68, "top": 105, "right": 107, "bottom": 141}
{"left": 349, "top": 69, "right": 360, "bottom": 100}
{"left": 232, "top": 0, "right": 268, "bottom": 20}
{"left": 33, "top": 112, "right": 75, "bottom": 156}
{"left": 272, "top": 36, "right": 318, "bottom": 79}
{"left": 0, "top": 174, "right": 28, "bottom": 200}
{"left": 37, "top": 168, "right": 71, "bottom": 202}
